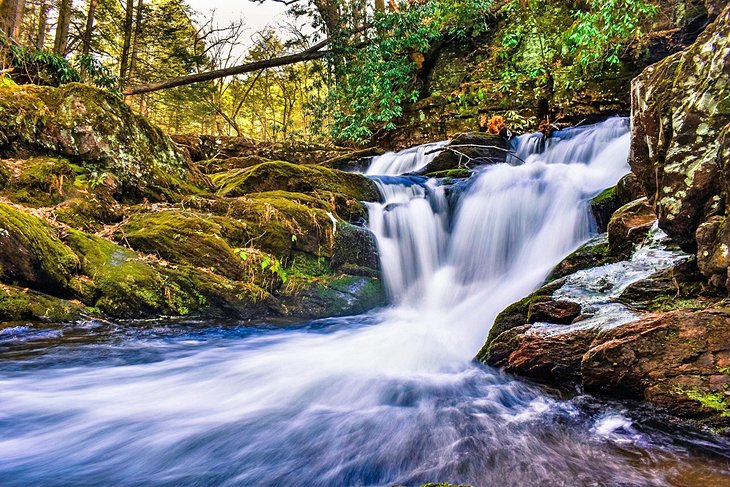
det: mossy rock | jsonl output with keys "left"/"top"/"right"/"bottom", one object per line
{"left": 2, "top": 156, "right": 75, "bottom": 207}
{"left": 0, "top": 83, "right": 211, "bottom": 202}
{"left": 0, "top": 203, "right": 79, "bottom": 297}
{"left": 475, "top": 278, "right": 566, "bottom": 363}
{"left": 0, "top": 284, "right": 85, "bottom": 323}
{"left": 279, "top": 274, "right": 385, "bottom": 318}
{"left": 212, "top": 161, "right": 380, "bottom": 202}
{"left": 546, "top": 235, "right": 621, "bottom": 282}
{"left": 52, "top": 192, "right": 123, "bottom": 233}
{"left": 118, "top": 209, "right": 249, "bottom": 281}
{"left": 188, "top": 191, "right": 341, "bottom": 259}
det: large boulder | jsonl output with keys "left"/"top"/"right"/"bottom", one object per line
{"left": 0, "top": 83, "right": 210, "bottom": 201}
{"left": 629, "top": 5, "right": 730, "bottom": 255}
{"left": 0, "top": 203, "right": 79, "bottom": 297}
{"left": 582, "top": 310, "right": 730, "bottom": 427}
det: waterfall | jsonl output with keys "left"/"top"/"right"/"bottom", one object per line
{"left": 4, "top": 118, "right": 714, "bottom": 487}
{"left": 365, "top": 118, "right": 631, "bottom": 354}
{"left": 365, "top": 141, "right": 448, "bottom": 175}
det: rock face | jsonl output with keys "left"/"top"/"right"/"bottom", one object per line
{"left": 0, "top": 84, "right": 387, "bottom": 324}
{"left": 629, "top": 4, "right": 730, "bottom": 288}
{"left": 607, "top": 198, "right": 657, "bottom": 257}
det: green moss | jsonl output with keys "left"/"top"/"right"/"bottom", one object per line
{"left": 0, "top": 284, "right": 85, "bottom": 322}
{"left": 591, "top": 186, "right": 616, "bottom": 205}
{"left": 287, "top": 252, "right": 333, "bottom": 279}
{"left": 0, "top": 203, "right": 79, "bottom": 295}
{"left": 546, "top": 237, "right": 619, "bottom": 282}
{"left": 675, "top": 386, "right": 730, "bottom": 418}
{"left": 425, "top": 168, "right": 473, "bottom": 179}
{"left": 212, "top": 161, "right": 379, "bottom": 202}
{"left": 119, "top": 209, "right": 247, "bottom": 281}
{"left": 2, "top": 156, "right": 76, "bottom": 207}
{"left": 647, "top": 296, "right": 704, "bottom": 312}
{"left": 65, "top": 229, "right": 203, "bottom": 318}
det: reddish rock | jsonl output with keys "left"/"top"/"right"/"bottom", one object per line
{"left": 528, "top": 300, "right": 581, "bottom": 324}
{"left": 607, "top": 198, "right": 657, "bottom": 257}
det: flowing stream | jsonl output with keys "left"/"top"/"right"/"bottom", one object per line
{"left": 1, "top": 119, "right": 728, "bottom": 486}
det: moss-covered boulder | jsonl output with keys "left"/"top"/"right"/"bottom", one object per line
{"left": 117, "top": 209, "right": 251, "bottom": 282}
{"left": 0, "top": 203, "right": 78, "bottom": 296}
{"left": 629, "top": 5, "right": 730, "bottom": 254}
{"left": 546, "top": 236, "right": 621, "bottom": 281}
{"left": 475, "top": 278, "right": 566, "bottom": 362}
{"left": 279, "top": 274, "right": 385, "bottom": 318}
{"left": 212, "top": 161, "right": 380, "bottom": 202}
{"left": 0, "top": 284, "right": 85, "bottom": 323}
{"left": 0, "top": 83, "right": 211, "bottom": 201}
{"left": 1, "top": 156, "right": 76, "bottom": 207}
{"left": 590, "top": 173, "right": 644, "bottom": 232}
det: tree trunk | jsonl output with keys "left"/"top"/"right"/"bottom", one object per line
{"left": 375, "top": 0, "right": 385, "bottom": 12}
{"left": 119, "top": 0, "right": 135, "bottom": 84}
{"left": 128, "top": 0, "right": 143, "bottom": 82}
{"left": 0, "top": 0, "right": 26, "bottom": 40}
{"left": 81, "top": 0, "right": 97, "bottom": 56}
{"left": 35, "top": 0, "right": 48, "bottom": 49}
{"left": 123, "top": 38, "right": 332, "bottom": 95}
{"left": 53, "top": 0, "right": 72, "bottom": 56}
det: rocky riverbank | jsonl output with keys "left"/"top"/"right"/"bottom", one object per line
{"left": 476, "top": 4, "right": 730, "bottom": 432}
{"left": 0, "top": 83, "right": 386, "bottom": 324}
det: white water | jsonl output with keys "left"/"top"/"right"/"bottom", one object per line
{"left": 366, "top": 141, "right": 448, "bottom": 175}
{"left": 2, "top": 118, "right": 726, "bottom": 486}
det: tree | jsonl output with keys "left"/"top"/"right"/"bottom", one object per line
{"left": 81, "top": 0, "right": 98, "bottom": 56}
{"left": 0, "top": 0, "right": 26, "bottom": 40}
{"left": 119, "top": 0, "right": 134, "bottom": 82}
{"left": 35, "top": 0, "right": 49, "bottom": 49}
{"left": 53, "top": 0, "right": 73, "bottom": 55}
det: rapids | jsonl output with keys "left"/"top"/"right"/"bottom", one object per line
{"left": 0, "top": 119, "right": 728, "bottom": 486}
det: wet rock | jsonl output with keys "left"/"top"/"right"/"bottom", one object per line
{"left": 590, "top": 173, "right": 645, "bottom": 232}
{"left": 487, "top": 326, "right": 599, "bottom": 384}
{"left": 0, "top": 203, "right": 79, "bottom": 297}
{"left": 475, "top": 278, "right": 566, "bottom": 362}
{"left": 421, "top": 133, "right": 509, "bottom": 174}
{"left": 619, "top": 258, "right": 706, "bottom": 308}
{"left": 582, "top": 309, "right": 730, "bottom": 427}
{"left": 528, "top": 300, "right": 581, "bottom": 324}
{"left": 0, "top": 284, "right": 85, "bottom": 323}
{"left": 278, "top": 274, "right": 385, "bottom": 319}
{"left": 629, "top": 5, "right": 730, "bottom": 252}
{"left": 547, "top": 235, "right": 621, "bottom": 281}
{"left": 607, "top": 198, "right": 657, "bottom": 257}
{"left": 331, "top": 223, "right": 380, "bottom": 277}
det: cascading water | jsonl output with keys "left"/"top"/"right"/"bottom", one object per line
{"left": 0, "top": 118, "right": 728, "bottom": 486}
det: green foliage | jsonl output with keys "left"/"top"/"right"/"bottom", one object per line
{"left": 330, "top": 0, "right": 495, "bottom": 140}
{"left": 567, "top": 0, "right": 658, "bottom": 71}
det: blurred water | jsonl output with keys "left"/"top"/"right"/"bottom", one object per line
{"left": 0, "top": 119, "right": 728, "bottom": 486}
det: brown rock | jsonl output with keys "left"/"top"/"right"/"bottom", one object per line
{"left": 582, "top": 309, "right": 730, "bottom": 425}
{"left": 607, "top": 198, "right": 657, "bottom": 257}
{"left": 528, "top": 299, "right": 581, "bottom": 324}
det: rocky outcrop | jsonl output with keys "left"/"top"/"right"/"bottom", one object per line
{"left": 629, "top": 4, "right": 730, "bottom": 289}
{"left": 590, "top": 173, "right": 645, "bottom": 232}
{"left": 0, "top": 83, "right": 210, "bottom": 201}
{"left": 385, "top": 0, "right": 719, "bottom": 148}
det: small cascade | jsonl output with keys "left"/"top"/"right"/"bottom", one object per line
{"left": 365, "top": 141, "right": 448, "bottom": 175}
